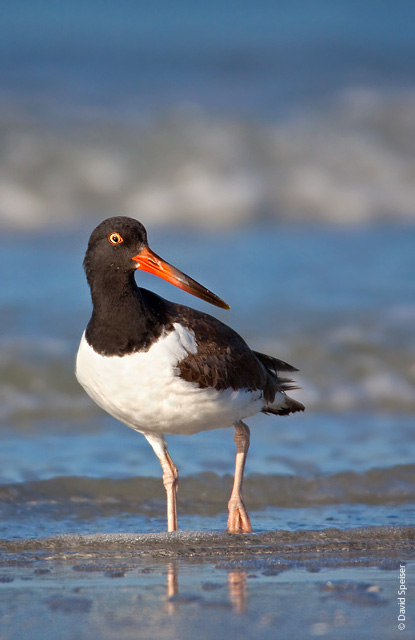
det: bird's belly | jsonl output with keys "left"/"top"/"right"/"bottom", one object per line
{"left": 76, "top": 332, "right": 262, "bottom": 436}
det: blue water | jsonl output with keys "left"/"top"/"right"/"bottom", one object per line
{"left": 0, "top": 223, "right": 414, "bottom": 542}
{"left": 2, "top": 1, "right": 415, "bottom": 115}
{"left": 0, "top": 1, "right": 414, "bottom": 228}
{"left": 0, "top": 10, "right": 414, "bottom": 638}
{"left": 0, "top": 0, "right": 414, "bottom": 541}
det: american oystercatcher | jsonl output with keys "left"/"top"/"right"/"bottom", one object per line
{"left": 76, "top": 217, "right": 304, "bottom": 533}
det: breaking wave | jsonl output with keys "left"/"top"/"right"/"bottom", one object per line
{"left": 1, "top": 89, "right": 415, "bottom": 230}
{"left": 1, "top": 465, "right": 414, "bottom": 516}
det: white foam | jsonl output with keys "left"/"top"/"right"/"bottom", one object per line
{"left": 1, "top": 89, "right": 414, "bottom": 229}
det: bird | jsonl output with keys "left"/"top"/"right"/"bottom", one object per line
{"left": 76, "top": 216, "right": 304, "bottom": 533}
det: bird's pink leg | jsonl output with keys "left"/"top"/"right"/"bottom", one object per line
{"left": 159, "top": 449, "right": 178, "bottom": 532}
{"left": 145, "top": 435, "right": 178, "bottom": 532}
{"left": 227, "top": 421, "right": 253, "bottom": 533}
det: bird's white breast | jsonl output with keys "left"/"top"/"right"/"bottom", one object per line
{"left": 75, "top": 323, "right": 263, "bottom": 436}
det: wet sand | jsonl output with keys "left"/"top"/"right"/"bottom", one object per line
{"left": 1, "top": 526, "right": 413, "bottom": 639}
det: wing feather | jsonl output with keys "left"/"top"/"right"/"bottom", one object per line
{"left": 168, "top": 303, "right": 299, "bottom": 404}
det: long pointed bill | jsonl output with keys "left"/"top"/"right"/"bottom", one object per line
{"left": 132, "top": 246, "right": 230, "bottom": 310}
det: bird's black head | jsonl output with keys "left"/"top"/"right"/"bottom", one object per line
{"left": 84, "top": 216, "right": 148, "bottom": 281}
{"left": 83, "top": 216, "right": 230, "bottom": 309}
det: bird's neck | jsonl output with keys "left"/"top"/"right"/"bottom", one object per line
{"left": 88, "top": 268, "right": 139, "bottom": 311}
{"left": 85, "top": 268, "right": 164, "bottom": 356}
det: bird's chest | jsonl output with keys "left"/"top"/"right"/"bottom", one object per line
{"left": 76, "top": 324, "right": 261, "bottom": 435}
{"left": 76, "top": 325, "right": 201, "bottom": 433}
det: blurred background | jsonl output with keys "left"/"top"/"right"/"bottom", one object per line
{"left": 0, "top": 1, "right": 414, "bottom": 537}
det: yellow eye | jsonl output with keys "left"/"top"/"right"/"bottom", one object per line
{"left": 108, "top": 232, "right": 123, "bottom": 245}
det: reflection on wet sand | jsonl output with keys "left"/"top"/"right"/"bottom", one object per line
{"left": 166, "top": 562, "right": 180, "bottom": 615}
{"left": 228, "top": 571, "right": 248, "bottom": 614}
{"left": 0, "top": 528, "right": 413, "bottom": 640}
{"left": 165, "top": 562, "right": 248, "bottom": 615}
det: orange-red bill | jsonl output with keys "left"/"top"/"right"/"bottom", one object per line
{"left": 132, "top": 246, "right": 230, "bottom": 310}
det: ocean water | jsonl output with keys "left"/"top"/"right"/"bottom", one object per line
{"left": 0, "top": 2, "right": 414, "bottom": 542}
{"left": 0, "top": 1, "right": 414, "bottom": 229}
{"left": 0, "top": 224, "right": 414, "bottom": 539}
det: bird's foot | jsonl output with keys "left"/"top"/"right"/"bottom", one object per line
{"left": 227, "top": 496, "right": 253, "bottom": 534}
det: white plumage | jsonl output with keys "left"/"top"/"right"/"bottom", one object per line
{"left": 76, "top": 322, "right": 265, "bottom": 437}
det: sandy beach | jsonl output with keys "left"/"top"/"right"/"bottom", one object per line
{"left": 1, "top": 526, "right": 413, "bottom": 639}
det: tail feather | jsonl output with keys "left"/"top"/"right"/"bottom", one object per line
{"left": 263, "top": 395, "right": 305, "bottom": 417}
{"left": 254, "top": 349, "right": 305, "bottom": 415}
{"left": 277, "top": 377, "right": 300, "bottom": 391}
{"left": 253, "top": 351, "right": 299, "bottom": 373}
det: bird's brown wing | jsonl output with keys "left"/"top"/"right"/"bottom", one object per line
{"left": 169, "top": 303, "right": 297, "bottom": 403}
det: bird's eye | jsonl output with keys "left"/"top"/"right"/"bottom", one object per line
{"left": 108, "top": 232, "right": 123, "bottom": 245}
